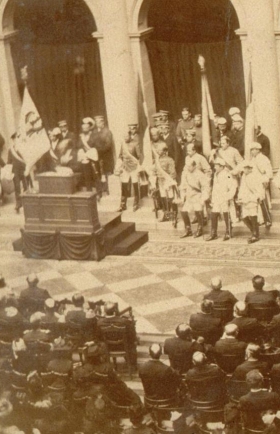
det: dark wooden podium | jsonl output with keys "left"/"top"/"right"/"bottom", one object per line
{"left": 20, "top": 173, "right": 106, "bottom": 261}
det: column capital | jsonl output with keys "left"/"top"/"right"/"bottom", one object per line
{"left": 0, "top": 30, "right": 19, "bottom": 41}
{"left": 235, "top": 29, "right": 248, "bottom": 40}
{"left": 129, "top": 27, "right": 154, "bottom": 42}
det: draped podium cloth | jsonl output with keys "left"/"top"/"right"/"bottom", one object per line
{"left": 21, "top": 229, "right": 106, "bottom": 261}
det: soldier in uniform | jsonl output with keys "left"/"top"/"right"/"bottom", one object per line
{"left": 209, "top": 135, "right": 243, "bottom": 170}
{"left": 250, "top": 142, "right": 273, "bottom": 228}
{"left": 77, "top": 117, "right": 99, "bottom": 193}
{"left": 176, "top": 107, "right": 194, "bottom": 144}
{"left": 194, "top": 114, "right": 203, "bottom": 150}
{"left": 58, "top": 120, "right": 76, "bottom": 145}
{"left": 231, "top": 114, "right": 245, "bottom": 156}
{"left": 185, "top": 143, "right": 212, "bottom": 180}
{"left": 159, "top": 109, "right": 176, "bottom": 134}
{"left": 180, "top": 160, "right": 210, "bottom": 238}
{"left": 149, "top": 142, "right": 178, "bottom": 224}
{"left": 228, "top": 107, "right": 241, "bottom": 129}
{"left": 92, "top": 115, "right": 114, "bottom": 196}
{"left": 182, "top": 129, "right": 201, "bottom": 158}
{"left": 49, "top": 127, "right": 74, "bottom": 169}
{"left": 215, "top": 117, "right": 232, "bottom": 143}
{"left": 115, "top": 128, "right": 141, "bottom": 212}
{"left": 150, "top": 126, "right": 166, "bottom": 154}
{"left": 237, "top": 160, "right": 265, "bottom": 243}
{"left": 206, "top": 158, "right": 237, "bottom": 241}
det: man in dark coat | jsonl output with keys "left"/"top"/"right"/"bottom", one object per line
{"left": 189, "top": 300, "right": 223, "bottom": 345}
{"left": 256, "top": 125, "right": 270, "bottom": 158}
{"left": 97, "top": 301, "right": 137, "bottom": 369}
{"left": 19, "top": 273, "right": 50, "bottom": 317}
{"left": 232, "top": 344, "right": 270, "bottom": 381}
{"left": 58, "top": 120, "right": 76, "bottom": 145}
{"left": 245, "top": 275, "right": 279, "bottom": 320}
{"left": 93, "top": 115, "right": 114, "bottom": 196}
{"left": 215, "top": 324, "right": 246, "bottom": 357}
{"left": 164, "top": 324, "right": 207, "bottom": 374}
{"left": 239, "top": 369, "right": 280, "bottom": 432}
{"left": 161, "top": 123, "right": 183, "bottom": 181}
{"left": 203, "top": 276, "right": 237, "bottom": 305}
{"left": 228, "top": 301, "right": 265, "bottom": 343}
{"left": 139, "top": 343, "right": 182, "bottom": 401}
{"left": 230, "top": 114, "right": 245, "bottom": 156}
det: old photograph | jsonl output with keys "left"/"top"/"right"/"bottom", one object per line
{"left": 0, "top": 0, "right": 280, "bottom": 432}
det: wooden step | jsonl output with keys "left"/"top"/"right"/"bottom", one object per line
{"left": 105, "top": 222, "right": 136, "bottom": 253}
{"left": 99, "top": 212, "right": 121, "bottom": 231}
{"left": 111, "top": 231, "right": 149, "bottom": 256}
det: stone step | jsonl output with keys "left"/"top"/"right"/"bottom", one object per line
{"left": 105, "top": 222, "right": 136, "bottom": 253}
{"left": 111, "top": 231, "right": 149, "bottom": 256}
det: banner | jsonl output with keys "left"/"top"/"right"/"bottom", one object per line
{"left": 244, "top": 63, "right": 256, "bottom": 159}
{"left": 16, "top": 87, "right": 50, "bottom": 175}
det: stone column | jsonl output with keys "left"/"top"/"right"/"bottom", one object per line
{"left": 247, "top": 0, "right": 280, "bottom": 168}
{"left": 93, "top": 0, "right": 138, "bottom": 157}
{"left": 130, "top": 27, "right": 156, "bottom": 124}
{"left": 235, "top": 29, "right": 250, "bottom": 97}
{"left": 0, "top": 30, "right": 21, "bottom": 143}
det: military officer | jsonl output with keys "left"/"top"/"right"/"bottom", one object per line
{"left": 230, "top": 114, "right": 245, "bottom": 156}
{"left": 150, "top": 126, "right": 166, "bottom": 154}
{"left": 207, "top": 158, "right": 237, "bottom": 241}
{"left": 180, "top": 160, "right": 210, "bottom": 238}
{"left": 176, "top": 107, "right": 194, "bottom": 144}
{"left": 58, "top": 120, "right": 76, "bottom": 145}
{"left": 209, "top": 135, "right": 243, "bottom": 170}
{"left": 185, "top": 143, "right": 212, "bottom": 180}
{"left": 149, "top": 142, "right": 178, "bottom": 224}
{"left": 159, "top": 109, "right": 176, "bottom": 134}
{"left": 250, "top": 142, "right": 273, "bottom": 228}
{"left": 194, "top": 114, "right": 203, "bottom": 149}
{"left": 182, "top": 129, "right": 201, "bottom": 157}
{"left": 237, "top": 160, "right": 265, "bottom": 244}
{"left": 161, "top": 122, "right": 183, "bottom": 179}
{"left": 49, "top": 127, "right": 73, "bottom": 169}
{"left": 77, "top": 117, "right": 99, "bottom": 193}
{"left": 228, "top": 107, "right": 242, "bottom": 129}
{"left": 115, "top": 128, "right": 141, "bottom": 212}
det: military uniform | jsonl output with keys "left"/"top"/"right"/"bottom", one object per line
{"left": 209, "top": 146, "right": 243, "bottom": 170}
{"left": 180, "top": 167, "right": 210, "bottom": 238}
{"left": 176, "top": 117, "right": 195, "bottom": 143}
{"left": 116, "top": 137, "right": 141, "bottom": 212}
{"left": 238, "top": 163, "right": 265, "bottom": 243}
{"left": 231, "top": 127, "right": 245, "bottom": 156}
{"left": 207, "top": 160, "right": 237, "bottom": 241}
{"left": 185, "top": 152, "right": 212, "bottom": 179}
{"left": 77, "top": 129, "right": 100, "bottom": 193}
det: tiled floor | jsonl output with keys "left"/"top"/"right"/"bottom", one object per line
{"left": 2, "top": 251, "right": 280, "bottom": 335}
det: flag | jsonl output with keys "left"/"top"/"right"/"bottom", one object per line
{"left": 198, "top": 55, "right": 215, "bottom": 158}
{"left": 244, "top": 63, "right": 256, "bottom": 159}
{"left": 16, "top": 87, "right": 50, "bottom": 175}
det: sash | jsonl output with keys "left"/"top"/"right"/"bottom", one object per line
{"left": 216, "top": 149, "right": 234, "bottom": 171}
{"left": 120, "top": 140, "right": 139, "bottom": 171}
{"left": 152, "top": 147, "right": 175, "bottom": 187}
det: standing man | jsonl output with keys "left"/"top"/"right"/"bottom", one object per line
{"left": 77, "top": 117, "right": 99, "bottom": 193}
{"left": 93, "top": 115, "right": 114, "bottom": 196}
{"left": 58, "top": 120, "right": 76, "bottom": 146}
{"left": 231, "top": 114, "right": 245, "bottom": 156}
{"left": 209, "top": 135, "right": 243, "bottom": 170}
{"left": 161, "top": 123, "right": 183, "bottom": 181}
{"left": 194, "top": 114, "right": 203, "bottom": 150}
{"left": 216, "top": 117, "right": 232, "bottom": 142}
{"left": 180, "top": 160, "right": 210, "bottom": 238}
{"left": 149, "top": 142, "right": 178, "bottom": 224}
{"left": 115, "top": 128, "right": 141, "bottom": 212}
{"left": 256, "top": 125, "right": 270, "bottom": 158}
{"left": 185, "top": 143, "right": 212, "bottom": 179}
{"left": 237, "top": 160, "right": 265, "bottom": 243}
{"left": 207, "top": 158, "right": 237, "bottom": 241}
{"left": 176, "top": 107, "right": 194, "bottom": 144}
{"left": 250, "top": 142, "right": 273, "bottom": 228}
{"left": 159, "top": 110, "right": 176, "bottom": 134}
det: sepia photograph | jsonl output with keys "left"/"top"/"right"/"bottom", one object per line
{"left": 0, "top": 0, "right": 280, "bottom": 432}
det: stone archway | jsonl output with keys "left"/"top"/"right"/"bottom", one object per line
{"left": 0, "top": 0, "right": 104, "bottom": 139}
{"left": 128, "top": 0, "right": 249, "bottom": 125}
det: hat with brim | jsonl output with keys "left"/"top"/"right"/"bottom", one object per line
{"left": 82, "top": 117, "right": 95, "bottom": 125}
{"left": 58, "top": 120, "right": 67, "bottom": 127}
{"left": 218, "top": 117, "right": 227, "bottom": 126}
{"left": 229, "top": 107, "right": 240, "bottom": 116}
{"left": 250, "top": 142, "right": 262, "bottom": 150}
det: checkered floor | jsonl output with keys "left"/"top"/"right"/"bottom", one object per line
{"left": 2, "top": 251, "right": 280, "bottom": 334}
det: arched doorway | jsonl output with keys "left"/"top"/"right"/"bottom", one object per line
{"left": 131, "top": 0, "right": 247, "bottom": 123}
{"left": 9, "top": 0, "right": 106, "bottom": 133}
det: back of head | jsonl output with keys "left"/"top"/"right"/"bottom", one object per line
{"left": 252, "top": 275, "right": 265, "bottom": 291}
{"left": 192, "top": 351, "right": 207, "bottom": 367}
{"left": 211, "top": 276, "right": 222, "bottom": 290}
{"left": 176, "top": 323, "right": 192, "bottom": 340}
{"left": 104, "top": 302, "right": 116, "bottom": 316}
{"left": 44, "top": 298, "right": 55, "bottom": 313}
{"left": 72, "top": 294, "right": 84, "bottom": 308}
{"left": 246, "top": 369, "right": 263, "bottom": 389}
{"left": 201, "top": 299, "right": 214, "bottom": 314}
{"left": 234, "top": 301, "right": 247, "bottom": 317}
{"left": 224, "top": 323, "right": 238, "bottom": 337}
{"left": 27, "top": 273, "right": 39, "bottom": 288}
{"left": 30, "top": 312, "right": 43, "bottom": 329}
{"left": 149, "top": 343, "right": 162, "bottom": 360}
{"left": 246, "top": 343, "right": 261, "bottom": 360}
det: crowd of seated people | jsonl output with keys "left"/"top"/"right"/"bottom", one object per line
{"left": 1, "top": 272, "right": 280, "bottom": 433}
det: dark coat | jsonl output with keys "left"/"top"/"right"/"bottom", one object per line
{"left": 19, "top": 286, "right": 50, "bottom": 315}
{"left": 189, "top": 312, "right": 223, "bottom": 345}
{"left": 245, "top": 290, "right": 278, "bottom": 307}
{"left": 229, "top": 316, "right": 265, "bottom": 343}
{"left": 240, "top": 390, "right": 280, "bottom": 431}
{"left": 97, "top": 315, "right": 137, "bottom": 347}
{"left": 230, "top": 128, "right": 245, "bottom": 156}
{"left": 163, "top": 132, "right": 184, "bottom": 174}
{"left": 215, "top": 337, "right": 247, "bottom": 357}
{"left": 164, "top": 337, "right": 203, "bottom": 373}
{"left": 139, "top": 359, "right": 181, "bottom": 399}
{"left": 257, "top": 132, "right": 270, "bottom": 158}
{"left": 204, "top": 289, "right": 237, "bottom": 306}
{"left": 92, "top": 127, "right": 114, "bottom": 173}
{"left": 232, "top": 360, "right": 270, "bottom": 381}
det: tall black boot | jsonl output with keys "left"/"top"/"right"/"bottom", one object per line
{"left": 171, "top": 203, "right": 178, "bottom": 228}
{"left": 180, "top": 212, "right": 192, "bottom": 238}
{"left": 159, "top": 198, "right": 169, "bottom": 222}
{"left": 133, "top": 183, "right": 140, "bottom": 212}
{"left": 223, "top": 212, "right": 232, "bottom": 241}
{"left": 82, "top": 163, "right": 93, "bottom": 191}
{"left": 117, "top": 183, "right": 128, "bottom": 211}
{"left": 248, "top": 216, "right": 260, "bottom": 244}
{"left": 194, "top": 211, "right": 204, "bottom": 238}
{"left": 206, "top": 212, "right": 219, "bottom": 241}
